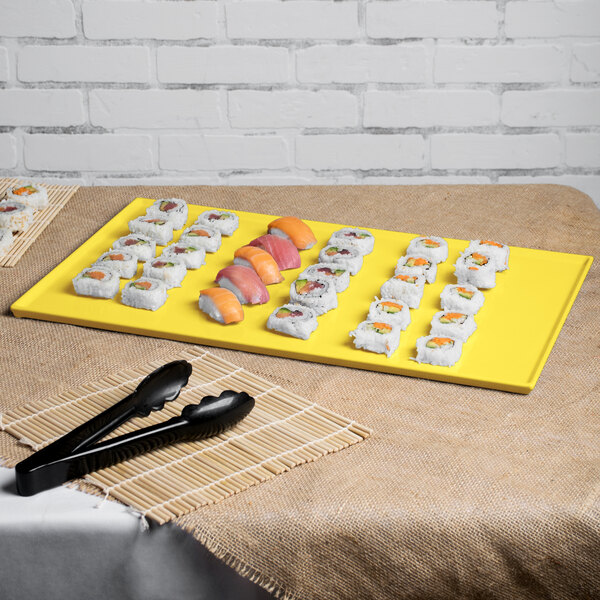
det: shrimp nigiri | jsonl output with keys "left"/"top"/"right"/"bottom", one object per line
{"left": 267, "top": 216, "right": 317, "bottom": 250}
{"left": 234, "top": 246, "right": 283, "bottom": 285}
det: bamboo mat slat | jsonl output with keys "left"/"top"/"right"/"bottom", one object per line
{"left": 0, "top": 348, "right": 371, "bottom": 524}
{"left": 0, "top": 178, "right": 80, "bottom": 267}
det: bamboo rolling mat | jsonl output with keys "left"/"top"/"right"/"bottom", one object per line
{"left": 0, "top": 178, "right": 80, "bottom": 267}
{"left": 0, "top": 348, "right": 371, "bottom": 524}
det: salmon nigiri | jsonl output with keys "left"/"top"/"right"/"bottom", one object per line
{"left": 198, "top": 288, "right": 244, "bottom": 324}
{"left": 215, "top": 265, "right": 270, "bottom": 305}
{"left": 267, "top": 216, "right": 317, "bottom": 250}
{"left": 233, "top": 245, "right": 284, "bottom": 286}
{"left": 249, "top": 234, "right": 301, "bottom": 270}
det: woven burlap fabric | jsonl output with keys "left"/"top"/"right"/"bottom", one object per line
{"left": 1, "top": 185, "right": 599, "bottom": 600}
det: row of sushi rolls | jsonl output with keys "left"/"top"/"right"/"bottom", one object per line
{"left": 0, "top": 183, "right": 50, "bottom": 257}
{"left": 71, "top": 197, "right": 509, "bottom": 368}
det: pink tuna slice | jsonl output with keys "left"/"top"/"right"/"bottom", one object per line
{"left": 215, "top": 265, "right": 269, "bottom": 305}
{"left": 248, "top": 234, "right": 301, "bottom": 270}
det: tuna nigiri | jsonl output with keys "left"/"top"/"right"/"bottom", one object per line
{"left": 267, "top": 216, "right": 317, "bottom": 250}
{"left": 215, "top": 265, "right": 270, "bottom": 305}
{"left": 249, "top": 234, "right": 301, "bottom": 270}
{"left": 233, "top": 246, "right": 284, "bottom": 285}
{"left": 198, "top": 288, "right": 244, "bottom": 324}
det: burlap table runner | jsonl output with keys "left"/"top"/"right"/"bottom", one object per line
{"left": 1, "top": 185, "right": 598, "bottom": 600}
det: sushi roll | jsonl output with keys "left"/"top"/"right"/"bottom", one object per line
{"left": 380, "top": 273, "right": 425, "bottom": 310}
{"left": 142, "top": 257, "right": 187, "bottom": 289}
{"left": 249, "top": 234, "right": 301, "bottom": 270}
{"left": 179, "top": 225, "right": 221, "bottom": 253}
{"left": 198, "top": 288, "right": 244, "bottom": 324}
{"left": 327, "top": 228, "right": 375, "bottom": 255}
{"left": 455, "top": 251, "right": 496, "bottom": 289}
{"left": 0, "top": 228, "right": 13, "bottom": 258}
{"left": 349, "top": 321, "right": 401, "bottom": 358}
{"left": 318, "top": 244, "right": 363, "bottom": 276}
{"left": 6, "top": 183, "right": 49, "bottom": 210}
{"left": 395, "top": 255, "right": 437, "bottom": 284}
{"left": 129, "top": 216, "right": 174, "bottom": 246}
{"left": 234, "top": 246, "right": 283, "bottom": 285}
{"left": 215, "top": 265, "right": 269, "bottom": 305}
{"left": 406, "top": 236, "right": 448, "bottom": 264}
{"left": 440, "top": 284, "right": 484, "bottom": 315}
{"left": 289, "top": 277, "right": 337, "bottom": 316}
{"left": 298, "top": 263, "right": 350, "bottom": 293}
{"left": 0, "top": 201, "right": 34, "bottom": 232}
{"left": 160, "top": 244, "right": 206, "bottom": 269}
{"left": 195, "top": 210, "right": 239, "bottom": 236}
{"left": 464, "top": 240, "right": 509, "bottom": 271}
{"left": 429, "top": 311, "right": 477, "bottom": 343}
{"left": 121, "top": 277, "right": 167, "bottom": 311}
{"left": 146, "top": 198, "right": 188, "bottom": 230}
{"left": 267, "top": 216, "right": 317, "bottom": 250}
{"left": 94, "top": 251, "right": 138, "bottom": 279}
{"left": 72, "top": 266, "right": 120, "bottom": 299}
{"left": 112, "top": 234, "right": 156, "bottom": 262}
{"left": 415, "top": 336, "right": 463, "bottom": 367}
{"left": 367, "top": 297, "right": 411, "bottom": 331}
{"left": 266, "top": 304, "right": 318, "bottom": 340}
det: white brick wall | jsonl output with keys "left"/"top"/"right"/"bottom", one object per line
{"left": 0, "top": 0, "right": 599, "bottom": 208}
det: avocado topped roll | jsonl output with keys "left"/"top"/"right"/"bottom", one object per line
{"left": 112, "top": 234, "right": 156, "bottom": 262}
{"left": 129, "top": 216, "right": 174, "bottom": 246}
{"left": 72, "top": 266, "right": 120, "bottom": 299}
{"left": 298, "top": 263, "right": 350, "bottom": 293}
{"left": 328, "top": 227, "right": 375, "bottom": 255}
{"left": 289, "top": 277, "right": 337, "bottom": 316}
{"left": 429, "top": 311, "right": 477, "bottom": 342}
{"left": 266, "top": 304, "right": 318, "bottom": 340}
{"left": 395, "top": 255, "right": 437, "bottom": 284}
{"left": 142, "top": 257, "right": 187, "bottom": 288}
{"left": 464, "top": 239, "right": 510, "bottom": 271}
{"left": 146, "top": 198, "right": 188, "bottom": 230}
{"left": 179, "top": 225, "right": 222, "bottom": 253}
{"left": 7, "top": 183, "right": 49, "bottom": 210}
{"left": 94, "top": 250, "right": 138, "bottom": 279}
{"left": 415, "top": 335, "right": 463, "bottom": 367}
{"left": 318, "top": 244, "right": 363, "bottom": 275}
{"left": 406, "top": 236, "right": 448, "bottom": 264}
{"left": 195, "top": 210, "right": 239, "bottom": 236}
{"left": 367, "top": 297, "right": 411, "bottom": 330}
{"left": 380, "top": 272, "right": 426, "bottom": 309}
{"left": 455, "top": 251, "right": 496, "bottom": 289}
{"left": 350, "top": 320, "right": 401, "bottom": 358}
{"left": 440, "top": 284, "right": 484, "bottom": 315}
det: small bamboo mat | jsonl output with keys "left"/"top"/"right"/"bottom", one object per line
{"left": 0, "top": 177, "right": 80, "bottom": 267}
{"left": 0, "top": 348, "right": 371, "bottom": 524}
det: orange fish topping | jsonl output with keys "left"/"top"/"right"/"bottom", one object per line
{"left": 135, "top": 281, "right": 152, "bottom": 290}
{"left": 86, "top": 270, "right": 105, "bottom": 280}
{"left": 481, "top": 240, "right": 503, "bottom": 248}
{"left": 108, "top": 253, "right": 124, "bottom": 261}
{"left": 444, "top": 313, "right": 464, "bottom": 320}
{"left": 381, "top": 301, "right": 402, "bottom": 310}
{"left": 13, "top": 186, "right": 36, "bottom": 196}
{"left": 430, "top": 337, "right": 453, "bottom": 346}
{"left": 190, "top": 229, "right": 210, "bottom": 237}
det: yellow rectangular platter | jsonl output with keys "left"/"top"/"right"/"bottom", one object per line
{"left": 12, "top": 198, "right": 593, "bottom": 394}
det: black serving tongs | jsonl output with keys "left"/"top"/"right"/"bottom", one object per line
{"left": 15, "top": 360, "right": 255, "bottom": 496}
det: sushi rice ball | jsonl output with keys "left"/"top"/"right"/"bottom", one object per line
{"left": 146, "top": 198, "right": 188, "bottom": 230}
{"left": 455, "top": 251, "right": 496, "bottom": 289}
{"left": 6, "top": 183, "right": 49, "bottom": 210}
{"left": 72, "top": 266, "right": 120, "bottom": 299}
{"left": 380, "top": 273, "right": 426, "bottom": 309}
{"left": 350, "top": 321, "right": 401, "bottom": 358}
{"left": 440, "top": 284, "right": 484, "bottom": 315}
{"left": 129, "top": 216, "right": 174, "bottom": 246}
{"left": 429, "top": 311, "right": 477, "bottom": 343}
{"left": 298, "top": 263, "right": 350, "bottom": 293}
{"left": 367, "top": 297, "right": 411, "bottom": 331}
{"left": 94, "top": 250, "right": 138, "bottom": 279}
{"left": 195, "top": 210, "right": 239, "bottom": 236}
{"left": 142, "top": 257, "right": 187, "bottom": 289}
{"left": 328, "top": 228, "right": 374, "bottom": 255}
{"left": 289, "top": 277, "right": 337, "bottom": 316}
{"left": 318, "top": 244, "right": 363, "bottom": 276}
{"left": 198, "top": 288, "right": 244, "bottom": 325}
{"left": 0, "top": 228, "right": 13, "bottom": 258}
{"left": 266, "top": 304, "right": 318, "bottom": 340}
{"left": 395, "top": 255, "right": 437, "bottom": 284}
{"left": 112, "top": 234, "right": 156, "bottom": 262}
{"left": 121, "top": 277, "right": 167, "bottom": 311}
{"left": 0, "top": 201, "right": 34, "bottom": 232}
{"left": 464, "top": 240, "right": 509, "bottom": 271}
{"left": 160, "top": 244, "right": 206, "bottom": 269}
{"left": 179, "top": 225, "right": 221, "bottom": 253}
{"left": 415, "top": 336, "right": 463, "bottom": 367}
{"left": 406, "top": 236, "right": 448, "bottom": 264}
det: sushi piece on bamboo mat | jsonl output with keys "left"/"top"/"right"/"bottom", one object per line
{"left": 0, "top": 347, "right": 371, "bottom": 525}
{"left": 0, "top": 178, "right": 80, "bottom": 268}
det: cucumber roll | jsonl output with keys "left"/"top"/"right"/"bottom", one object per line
{"left": 266, "top": 304, "right": 318, "bottom": 340}
{"left": 455, "top": 251, "right": 496, "bottom": 289}
{"left": 179, "top": 225, "right": 221, "bottom": 253}
{"left": 142, "top": 257, "right": 187, "bottom": 289}
{"left": 0, "top": 201, "right": 34, "bottom": 232}
{"left": 72, "top": 266, "right": 120, "bottom": 299}
{"left": 350, "top": 321, "right": 401, "bottom": 358}
{"left": 0, "top": 228, "right": 13, "bottom": 258}
{"left": 380, "top": 273, "right": 425, "bottom": 309}
{"left": 430, "top": 311, "right": 477, "bottom": 342}
{"left": 146, "top": 198, "right": 188, "bottom": 230}
{"left": 464, "top": 240, "right": 509, "bottom": 271}
{"left": 6, "top": 183, "right": 49, "bottom": 210}
{"left": 298, "top": 263, "right": 350, "bottom": 293}
{"left": 94, "top": 251, "right": 138, "bottom": 279}
{"left": 290, "top": 277, "right": 337, "bottom": 316}
{"left": 160, "top": 244, "right": 206, "bottom": 269}
{"left": 395, "top": 255, "right": 437, "bottom": 284}
{"left": 318, "top": 244, "right": 363, "bottom": 275}
{"left": 406, "top": 236, "right": 448, "bottom": 264}
{"left": 121, "top": 277, "right": 167, "bottom": 311}
{"left": 440, "top": 284, "right": 484, "bottom": 315}
{"left": 112, "top": 234, "right": 156, "bottom": 262}
{"left": 327, "top": 228, "right": 375, "bottom": 255}
{"left": 129, "top": 216, "right": 174, "bottom": 246}
{"left": 415, "top": 335, "right": 463, "bottom": 367}
{"left": 195, "top": 210, "right": 239, "bottom": 236}
{"left": 367, "top": 297, "right": 411, "bottom": 331}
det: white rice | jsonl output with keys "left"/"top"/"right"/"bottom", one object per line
{"left": 327, "top": 228, "right": 375, "bottom": 255}
{"left": 298, "top": 263, "right": 350, "bottom": 293}
{"left": 129, "top": 216, "right": 174, "bottom": 246}
{"left": 266, "top": 304, "right": 318, "bottom": 340}
{"left": 380, "top": 273, "right": 426, "bottom": 309}
{"left": 454, "top": 251, "right": 496, "bottom": 289}
{"left": 406, "top": 236, "right": 448, "bottom": 264}
{"left": 112, "top": 234, "right": 156, "bottom": 262}
{"left": 146, "top": 198, "right": 188, "bottom": 230}
{"left": 179, "top": 225, "right": 221, "bottom": 252}
{"left": 94, "top": 250, "right": 138, "bottom": 279}
{"left": 464, "top": 240, "right": 510, "bottom": 271}
{"left": 395, "top": 255, "right": 437, "bottom": 284}
{"left": 121, "top": 277, "right": 167, "bottom": 311}
{"left": 289, "top": 277, "right": 337, "bottom": 316}
{"left": 72, "top": 266, "right": 120, "bottom": 299}
{"left": 440, "top": 284, "right": 485, "bottom": 315}
{"left": 142, "top": 257, "right": 187, "bottom": 288}
{"left": 0, "top": 228, "right": 13, "bottom": 257}
{"left": 160, "top": 244, "right": 206, "bottom": 269}
{"left": 0, "top": 201, "right": 34, "bottom": 232}
{"left": 318, "top": 244, "right": 363, "bottom": 275}
{"left": 429, "top": 311, "right": 477, "bottom": 342}
{"left": 415, "top": 335, "right": 463, "bottom": 367}
{"left": 349, "top": 320, "right": 401, "bottom": 358}
{"left": 367, "top": 297, "right": 411, "bottom": 330}
{"left": 195, "top": 210, "right": 239, "bottom": 236}
{"left": 7, "top": 183, "right": 49, "bottom": 210}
